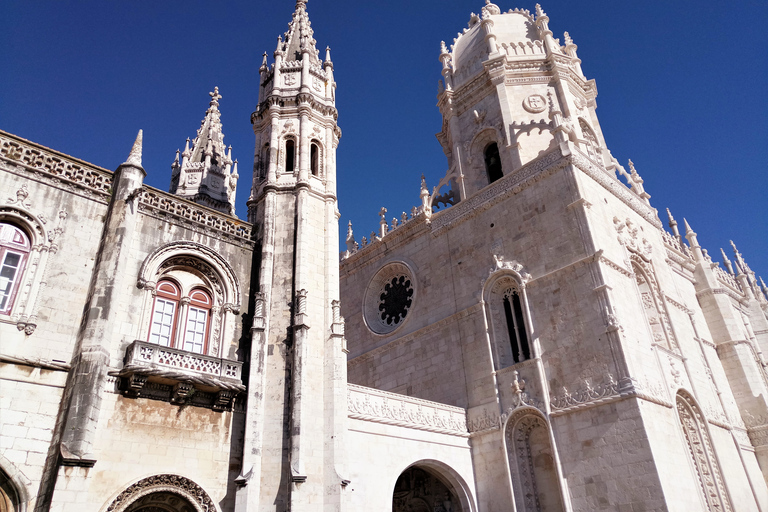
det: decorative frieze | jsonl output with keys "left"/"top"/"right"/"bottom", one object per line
{"left": 0, "top": 130, "right": 112, "bottom": 203}
{"left": 347, "top": 383, "right": 468, "bottom": 436}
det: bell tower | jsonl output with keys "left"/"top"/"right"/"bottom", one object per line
{"left": 239, "top": 0, "right": 347, "bottom": 510}
{"left": 435, "top": 2, "right": 621, "bottom": 201}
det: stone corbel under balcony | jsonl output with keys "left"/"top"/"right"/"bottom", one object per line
{"left": 113, "top": 340, "right": 245, "bottom": 411}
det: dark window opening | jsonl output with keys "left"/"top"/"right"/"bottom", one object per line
{"left": 285, "top": 139, "right": 295, "bottom": 173}
{"left": 485, "top": 142, "right": 503, "bottom": 183}
{"left": 310, "top": 143, "right": 319, "bottom": 176}
{"left": 503, "top": 291, "right": 530, "bottom": 363}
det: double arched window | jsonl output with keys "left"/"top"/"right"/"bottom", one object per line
{"left": 148, "top": 278, "right": 212, "bottom": 354}
{"left": 0, "top": 223, "right": 30, "bottom": 315}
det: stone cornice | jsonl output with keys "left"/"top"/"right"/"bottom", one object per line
{"left": 1, "top": 130, "right": 113, "bottom": 204}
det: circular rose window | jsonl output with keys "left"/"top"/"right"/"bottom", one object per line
{"left": 364, "top": 262, "right": 416, "bottom": 335}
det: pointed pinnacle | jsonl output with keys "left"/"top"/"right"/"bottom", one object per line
{"left": 683, "top": 218, "right": 694, "bottom": 234}
{"left": 666, "top": 208, "right": 676, "bottom": 223}
{"left": 125, "top": 129, "right": 143, "bottom": 167}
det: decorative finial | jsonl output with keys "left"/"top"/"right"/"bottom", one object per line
{"left": 628, "top": 159, "right": 639, "bottom": 178}
{"left": 125, "top": 129, "right": 143, "bottom": 167}
{"left": 535, "top": 3, "right": 546, "bottom": 17}
{"left": 209, "top": 86, "right": 222, "bottom": 109}
{"left": 325, "top": 46, "right": 332, "bottom": 62}
{"left": 666, "top": 208, "right": 675, "bottom": 223}
{"left": 683, "top": 218, "right": 695, "bottom": 236}
{"left": 173, "top": 149, "right": 180, "bottom": 165}
{"left": 564, "top": 31, "right": 574, "bottom": 46}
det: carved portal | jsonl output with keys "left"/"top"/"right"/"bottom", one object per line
{"left": 676, "top": 392, "right": 732, "bottom": 512}
{"left": 506, "top": 413, "right": 564, "bottom": 512}
{"left": 392, "top": 466, "right": 461, "bottom": 512}
{"left": 106, "top": 475, "right": 215, "bottom": 512}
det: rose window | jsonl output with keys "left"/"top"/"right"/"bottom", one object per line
{"left": 378, "top": 275, "right": 413, "bottom": 326}
{"left": 364, "top": 262, "right": 416, "bottom": 335}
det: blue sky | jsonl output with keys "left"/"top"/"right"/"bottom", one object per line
{"left": 2, "top": 1, "right": 766, "bottom": 280}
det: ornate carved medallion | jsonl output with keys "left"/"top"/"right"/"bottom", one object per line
{"left": 364, "top": 262, "right": 415, "bottom": 335}
{"left": 522, "top": 94, "right": 547, "bottom": 113}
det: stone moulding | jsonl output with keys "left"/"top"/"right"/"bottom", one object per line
{"left": 347, "top": 383, "right": 468, "bottom": 437}
{"left": 137, "top": 188, "right": 252, "bottom": 246}
{"left": 0, "top": 130, "right": 112, "bottom": 203}
{"left": 105, "top": 474, "right": 216, "bottom": 512}
{"left": 114, "top": 340, "right": 244, "bottom": 411}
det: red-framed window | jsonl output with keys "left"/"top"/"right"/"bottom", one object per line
{"left": 182, "top": 289, "right": 212, "bottom": 354}
{"left": 147, "top": 280, "right": 212, "bottom": 354}
{"left": 0, "top": 223, "right": 30, "bottom": 315}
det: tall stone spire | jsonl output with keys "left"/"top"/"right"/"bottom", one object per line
{"left": 170, "top": 87, "right": 238, "bottom": 216}
{"left": 280, "top": 0, "right": 321, "bottom": 64}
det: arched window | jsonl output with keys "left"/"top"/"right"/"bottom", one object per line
{"left": 285, "top": 139, "right": 296, "bottom": 173}
{"left": 149, "top": 280, "right": 181, "bottom": 347}
{"left": 183, "top": 289, "right": 212, "bottom": 354}
{"left": 148, "top": 280, "right": 211, "bottom": 354}
{"left": 310, "top": 142, "right": 319, "bottom": 176}
{"left": 487, "top": 275, "right": 533, "bottom": 368}
{"left": 484, "top": 142, "right": 503, "bottom": 183}
{"left": 0, "top": 223, "right": 30, "bottom": 315}
{"left": 503, "top": 289, "right": 530, "bottom": 363}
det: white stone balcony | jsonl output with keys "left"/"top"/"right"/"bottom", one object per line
{"left": 116, "top": 340, "right": 244, "bottom": 411}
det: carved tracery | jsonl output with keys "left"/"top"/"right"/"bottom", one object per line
{"left": 506, "top": 413, "right": 564, "bottom": 512}
{"left": 487, "top": 273, "right": 532, "bottom": 368}
{"left": 632, "top": 257, "right": 678, "bottom": 351}
{"left": 676, "top": 392, "right": 732, "bottom": 512}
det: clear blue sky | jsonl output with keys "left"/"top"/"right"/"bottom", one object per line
{"left": 2, "top": 1, "right": 766, "bottom": 280}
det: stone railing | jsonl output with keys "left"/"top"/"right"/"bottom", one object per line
{"left": 116, "top": 340, "right": 244, "bottom": 411}
{"left": 712, "top": 264, "right": 740, "bottom": 291}
{"left": 137, "top": 189, "right": 252, "bottom": 245}
{"left": 347, "top": 384, "right": 468, "bottom": 436}
{"left": 0, "top": 130, "right": 113, "bottom": 202}
{"left": 660, "top": 230, "right": 693, "bottom": 259}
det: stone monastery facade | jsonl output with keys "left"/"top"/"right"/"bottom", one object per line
{"left": 1, "top": 1, "right": 768, "bottom": 511}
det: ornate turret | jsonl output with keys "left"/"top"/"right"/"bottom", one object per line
{"left": 170, "top": 87, "right": 238, "bottom": 216}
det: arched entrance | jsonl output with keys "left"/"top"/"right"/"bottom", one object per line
{"left": 105, "top": 475, "right": 215, "bottom": 512}
{"left": 0, "top": 465, "right": 26, "bottom": 512}
{"left": 392, "top": 462, "right": 471, "bottom": 512}
{"left": 123, "top": 492, "right": 196, "bottom": 512}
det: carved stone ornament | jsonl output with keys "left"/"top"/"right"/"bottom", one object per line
{"left": 363, "top": 262, "right": 416, "bottom": 335}
{"left": 105, "top": 474, "right": 216, "bottom": 512}
{"left": 522, "top": 94, "right": 547, "bottom": 113}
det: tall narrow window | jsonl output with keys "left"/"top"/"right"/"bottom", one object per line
{"left": 285, "top": 139, "right": 295, "bottom": 173}
{"left": 149, "top": 280, "right": 180, "bottom": 347}
{"left": 183, "top": 289, "right": 211, "bottom": 354}
{"left": 0, "top": 223, "right": 30, "bottom": 315}
{"left": 504, "top": 290, "right": 530, "bottom": 363}
{"left": 484, "top": 142, "right": 503, "bottom": 183}
{"left": 310, "top": 142, "right": 319, "bottom": 176}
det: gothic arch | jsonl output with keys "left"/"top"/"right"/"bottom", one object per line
{"left": 504, "top": 409, "right": 565, "bottom": 512}
{"left": 468, "top": 128, "right": 505, "bottom": 190}
{"left": 138, "top": 241, "right": 241, "bottom": 311}
{"left": 392, "top": 459, "right": 475, "bottom": 512}
{"left": 102, "top": 474, "right": 217, "bottom": 512}
{"left": 309, "top": 139, "right": 324, "bottom": 177}
{"left": 676, "top": 391, "right": 732, "bottom": 512}
{"left": 0, "top": 454, "right": 31, "bottom": 512}
{"left": 482, "top": 265, "right": 535, "bottom": 369}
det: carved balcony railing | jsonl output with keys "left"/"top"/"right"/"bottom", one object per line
{"left": 114, "top": 340, "right": 245, "bottom": 411}
{"left": 347, "top": 384, "right": 468, "bottom": 436}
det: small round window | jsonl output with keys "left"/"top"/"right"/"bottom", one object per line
{"left": 363, "top": 262, "right": 415, "bottom": 335}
